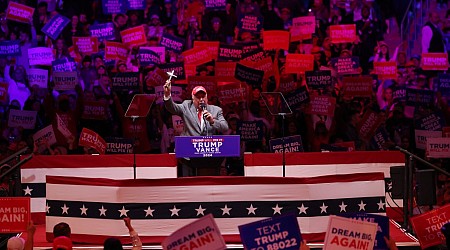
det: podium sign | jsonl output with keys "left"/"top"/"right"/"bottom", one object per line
{"left": 175, "top": 135, "right": 240, "bottom": 158}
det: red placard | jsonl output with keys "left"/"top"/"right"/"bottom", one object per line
{"left": 252, "top": 57, "right": 274, "bottom": 79}
{"left": 187, "top": 76, "right": 217, "bottom": 97}
{"left": 215, "top": 62, "right": 238, "bottom": 82}
{"left": 307, "top": 95, "right": 336, "bottom": 116}
{"left": 68, "top": 46, "right": 82, "bottom": 62}
{"left": 410, "top": 204, "right": 450, "bottom": 249}
{"left": 0, "top": 197, "right": 30, "bottom": 233}
{"left": 72, "top": 37, "right": 99, "bottom": 55}
{"left": 79, "top": 128, "right": 107, "bottom": 154}
{"left": 145, "top": 68, "right": 168, "bottom": 87}
{"left": 263, "top": 31, "right": 290, "bottom": 50}
{"left": 0, "top": 82, "right": 9, "bottom": 102}
{"left": 217, "top": 82, "right": 247, "bottom": 104}
{"left": 374, "top": 61, "right": 397, "bottom": 79}
{"left": 330, "top": 24, "right": 356, "bottom": 44}
{"left": 105, "top": 41, "right": 129, "bottom": 61}
{"left": 6, "top": 2, "right": 35, "bottom": 23}
{"left": 285, "top": 54, "right": 314, "bottom": 73}
{"left": 120, "top": 26, "right": 147, "bottom": 48}
{"left": 342, "top": 76, "right": 373, "bottom": 97}
{"left": 194, "top": 41, "right": 219, "bottom": 60}
{"left": 291, "top": 16, "right": 315, "bottom": 42}
{"left": 421, "top": 53, "right": 449, "bottom": 71}
{"left": 357, "top": 110, "right": 384, "bottom": 141}
{"left": 182, "top": 47, "right": 213, "bottom": 66}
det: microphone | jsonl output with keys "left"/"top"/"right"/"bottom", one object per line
{"left": 200, "top": 103, "right": 208, "bottom": 119}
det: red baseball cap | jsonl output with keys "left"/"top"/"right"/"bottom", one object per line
{"left": 192, "top": 86, "right": 207, "bottom": 95}
{"left": 53, "top": 236, "right": 73, "bottom": 250}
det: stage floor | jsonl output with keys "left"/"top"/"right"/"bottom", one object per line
{"left": 22, "top": 220, "right": 419, "bottom": 249}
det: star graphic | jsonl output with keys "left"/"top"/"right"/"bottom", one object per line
{"left": 23, "top": 186, "right": 33, "bottom": 196}
{"left": 246, "top": 204, "right": 258, "bottom": 215}
{"left": 99, "top": 206, "right": 107, "bottom": 216}
{"left": 144, "top": 206, "right": 155, "bottom": 217}
{"left": 358, "top": 200, "right": 366, "bottom": 211}
{"left": 169, "top": 205, "right": 181, "bottom": 217}
{"left": 298, "top": 203, "right": 308, "bottom": 215}
{"left": 195, "top": 205, "right": 206, "bottom": 216}
{"left": 61, "top": 204, "right": 69, "bottom": 215}
{"left": 320, "top": 202, "right": 328, "bottom": 214}
{"left": 46, "top": 203, "right": 51, "bottom": 214}
{"left": 118, "top": 206, "right": 129, "bottom": 217}
{"left": 221, "top": 204, "right": 232, "bottom": 215}
{"left": 339, "top": 201, "right": 347, "bottom": 212}
{"left": 377, "top": 199, "right": 385, "bottom": 210}
{"left": 272, "top": 204, "right": 283, "bottom": 215}
{"left": 80, "top": 204, "right": 88, "bottom": 216}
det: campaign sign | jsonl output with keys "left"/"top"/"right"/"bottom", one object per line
{"left": 392, "top": 86, "right": 406, "bottom": 103}
{"left": 237, "top": 121, "right": 264, "bottom": 141}
{"left": 162, "top": 214, "right": 226, "bottom": 250}
{"left": 194, "top": 41, "right": 220, "bottom": 60}
{"left": 33, "top": 125, "right": 57, "bottom": 152}
{"left": 285, "top": 54, "right": 314, "bottom": 73}
{"left": 263, "top": 31, "right": 290, "bottom": 51}
{"left": 160, "top": 34, "right": 185, "bottom": 53}
{"left": 323, "top": 215, "right": 377, "bottom": 250}
{"left": 415, "top": 129, "right": 442, "bottom": 150}
{"left": 241, "top": 41, "right": 260, "bottom": 54}
{"left": 241, "top": 48, "right": 265, "bottom": 62}
{"left": 217, "top": 82, "right": 246, "bottom": 104}
{"left": 142, "top": 46, "right": 165, "bottom": 63}
{"left": 42, "top": 14, "right": 70, "bottom": 40}
{"left": 0, "top": 197, "right": 30, "bottom": 233}
{"left": 253, "top": 57, "right": 274, "bottom": 79}
{"left": 279, "top": 75, "right": 297, "bottom": 93}
{"left": 0, "top": 83, "right": 8, "bottom": 102}
{"left": 439, "top": 73, "right": 450, "bottom": 91}
{"left": 415, "top": 113, "right": 444, "bottom": 131}
{"left": 121, "top": 26, "right": 147, "bottom": 48}
{"left": 331, "top": 57, "right": 360, "bottom": 75}
{"left": 219, "top": 44, "right": 243, "bottom": 62}
{"left": 126, "top": 0, "right": 146, "bottom": 10}
{"left": 27, "top": 68, "right": 48, "bottom": 88}
{"left": 237, "top": 15, "right": 263, "bottom": 33}
{"left": 215, "top": 62, "right": 237, "bottom": 82}
{"left": 82, "top": 100, "right": 108, "bottom": 120}
{"left": 111, "top": 72, "right": 140, "bottom": 92}
{"left": 374, "top": 61, "right": 397, "bottom": 80}
{"left": 235, "top": 63, "right": 264, "bottom": 86}
{"left": 284, "top": 86, "right": 310, "bottom": 110}
{"left": 239, "top": 214, "right": 302, "bottom": 250}
{"left": 174, "top": 135, "right": 240, "bottom": 158}
{"left": 338, "top": 213, "right": 389, "bottom": 250}
{"left": 182, "top": 47, "right": 212, "bottom": 66}
{"left": 155, "top": 85, "right": 182, "bottom": 104}
{"left": 139, "top": 48, "right": 161, "bottom": 66}
{"left": 28, "top": 47, "right": 54, "bottom": 66}
{"left": 56, "top": 113, "right": 72, "bottom": 138}
{"left": 291, "top": 16, "right": 316, "bottom": 41}
{"left": 145, "top": 68, "right": 167, "bottom": 87}
{"left": 102, "top": 0, "right": 126, "bottom": 14}
{"left": 330, "top": 24, "right": 357, "bottom": 44}
{"left": 90, "top": 23, "right": 116, "bottom": 41}
{"left": 8, "top": 110, "right": 37, "bottom": 129}
{"left": 269, "top": 135, "right": 304, "bottom": 153}
{"left": 410, "top": 204, "right": 450, "bottom": 249}
{"left": 106, "top": 137, "right": 133, "bottom": 154}
{"left": 159, "top": 62, "right": 186, "bottom": 80}
{"left": 205, "top": 0, "right": 226, "bottom": 10}
{"left": 187, "top": 76, "right": 217, "bottom": 97}
{"left": 370, "top": 127, "right": 390, "bottom": 151}
{"left": 53, "top": 71, "right": 78, "bottom": 91}
{"left": 105, "top": 41, "right": 129, "bottom": 61}
{"left": 421, "top": 53, "right": 449, "bottom": 71}
{"left": 357, "top": 110, "right": 384, "bottom": 142}
{"left": 73, "top": 37, "right": 99, "bottom": 55}
{"left": 406, "top": 88, "right": 435, "bottom": 106}
{"left": 427, "top": 137, "right": 450, "bottom": 158}
{"left": 6, "top": 2, "right": 34, "bottom": 23}
{"left": 305, "top": 71, "right": 332, "bottom": 90}
{"left": 172, "top": 115, "right": 184, "bottom": 134}
{"left": 79, "top": 128, "right": 107, "bottom": 154}
{"left": 52, "top": 57, "right": 77, "bottom": 72}
{"left": 68, "top": 46, "right": 82, "bottom": 63}
{"left": 0, "top": 40, "right": 21, "bottom": 57}
{"left": 307, "top": 95, "right": 336, "bottom": 116}
{"left": 343, "top": 76, "right": 373, "bottom": 97}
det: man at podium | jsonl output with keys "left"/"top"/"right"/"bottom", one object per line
{"left": 163, "top": 79, "right": 229, "bottom": 176}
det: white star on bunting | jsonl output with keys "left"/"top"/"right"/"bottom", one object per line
{"left": 144, "top": 206, "right": 155, "bottom": 217}
{"left": 61, "top": 204, "right": 69, "bottom": 215}
{"left": 358, "top": 200, "right": 367, "bottom": 211}
{"left": 377, "top": 199, "right": 385, "bottom": 210}
{"left": 170, "top": 205, "right": 181, "bottom": 217}
{"left": 80, "top": 204, "right": 88, "bottom": 216}
{"left": 195, "top": 205, "right": 206, "bottom": 216}
{"left": 221, "top": 204, "right": 232, "bottom": 215}
{"left": 246, "top": 204, "right": 258, "bottom": 215}
{"left": 339, "top": 201, "right": 347, "bottom": 212}
{"left": 118, "top": 206, "right": 129, "bottom": 217}
{"left": 46, "top": 203, "right": 51, "bottom": 213}
{"left": 298, "top": 203, "right": 308, "bottom": 214}
{"left": 23, "top": 186, "right": 33, "bottom": 196}
{"left": 320, "top": 202, "right": 328, "bottom": 214}
{"left": 272, "top": 204, "right": 283, "bottom": 215}
{"left": 99, "top": 206, "right": 107, "bottom": 216}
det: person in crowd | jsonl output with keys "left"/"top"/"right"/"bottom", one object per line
{"left": 103, "top": 218, "right": 142, "bottom": 250}
{"left": 422, "top": 12, "right": 446, "bottom": 53}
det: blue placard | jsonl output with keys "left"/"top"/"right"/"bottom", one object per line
{"left": 106, "top": 137, "right": 133, "bottom": 154}
{"left": 414, "top": 113, "right": 445, "bottom": 131}
{"left": 160, "top": 34, "right": 185, "bottom": 53}
{"left": 90, "top": 23, "right": 116, "bottom": 41}
{"left": 284, "top": 86, "right": 310, "bottom": 110}
{"left": 174, "top": 135, "right": 241, "bottom": 158}
{"left": 0, "top": 40, "right": 21, "bottom": 57}
{"left": 102, "top": 0, "right": 126, "bottom": 14}
{"left": 331, "top": 56, "right": 360, "bottom": 75}
{"left": 237, "top": 121, "right": 264, "bottom": 141}
{"left": 269, "top": 135, "right": 304, "bottom": 153}
{"left": 338, "top": 213, "right": 389, "bottom": 250}
{"left": 237, "top": 14, "right": 263, "bottom": 33}
{"left": 138, "top": 48, "right": 161, "bottom": 67}
{"left": 41, "top": 14, "right": 70, "bottom": 40}
{"left": 370, "top": 127, "right": 390, "bottom": 150}
{"left": 392, "top": 86, "right": 406, "bottom": 103}
{"left": 125, "top": 0, "right": 145, "bottom": 10}
{"left": 205, "top": 0, "right": 226, "bottom": 10}
{"left": 406, "top": 88, "right": 435, "bottom": 106}
{"left": 111, "top": 72, "right": 140, "bottom": 92}
{"left": 52, "top": 57, "right": 77, "bottom": 72}
{"left": 239, "top": 213, "right": 302, "bottom": 250}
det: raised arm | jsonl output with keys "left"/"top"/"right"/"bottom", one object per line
{"left": 163, "top": 79, "right": 185, "bottom": 116}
